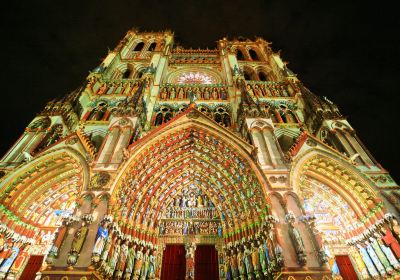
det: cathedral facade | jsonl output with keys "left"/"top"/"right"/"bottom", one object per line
{"left": 0, "top": 29, "right": 399, "bottom": 280}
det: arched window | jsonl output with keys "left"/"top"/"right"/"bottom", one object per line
{"left": 32, "top": 124, "right": 63, "bottom": 154}
{"left": 148, "top": 42, "right": 157, "bottom": 51}
{"left": 122, "top": 68, "right": 131, "bottom": 79}
{"left": 258, "top": 72, "right": 268, "bottom": 81}
{"left": 133, "top": 42, "right": 145, "bottom": 52}
{"left": 198, "top": 105, "right": 212, "bottom": 118}
{"left": 154, "top": 106, "right": 174, "bottom": 126}
{"left": 137, "top": 70, "right": 144, "bottom": 79}
{"left": 249, "top": 49, "right": 260, "bottom": 61}
{"left": 213, "top": 107, "right": 231, "bottom": 127}
{"left": 243, "top": 68, "right": 255, "bottom": 80}
{"left": 89, "top": 102, "right": 108, "bottom": 121}
{"left": 236, "top": 49, "right": 245, "bottom": 61}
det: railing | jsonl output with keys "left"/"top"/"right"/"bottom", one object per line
{"left": 158, "top": 84, "right": 228, "bottom": 101}
{"left": 245, "top": 80, "right": 299, "bottom": 98}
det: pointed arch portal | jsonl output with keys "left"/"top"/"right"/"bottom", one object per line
{"left": 112, "top": 117, "right": 271, "bottom": 245}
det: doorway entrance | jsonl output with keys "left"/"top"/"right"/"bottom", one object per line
{"left": 161, "top": 244, "right": 186, "bottom": 280}
{"left": 194, "top": 245, "right": 218, "bottom": 280}
{"left": 335, "top": 255, "right": 358, "bottom": 280}
{"left": 19, "top": 255, "right": 44, "bottom": 280}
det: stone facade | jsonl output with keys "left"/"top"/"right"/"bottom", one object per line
{"left": 0, "top": 29, "right": 399, "bottom": 279}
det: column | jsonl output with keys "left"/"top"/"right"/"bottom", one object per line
{"left": 97, "top": 127, "right": 120, "bottom": 163}
{"left": 111, "top": 127, "right": 132, "bottom": 163}
{"left": 346, "top": 132, "right": 374, "bottom": 165}
{"left": 185, "top": 242, "right": 196, "bottom": 280}
{"left": 251, "top": 129, "right": 271, "bottom": 166}
{"left": 262, "top": 129, "right": 283, "bottom": 167}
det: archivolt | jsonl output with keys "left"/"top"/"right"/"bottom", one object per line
{"left": 111, "top": 117, "right": 271, "bottom": 241}
{"left": 290, "top": 149, "right": 384, "bottom": 234}
{"left": 0, "top": 147, "right": 89, "bottom": 226}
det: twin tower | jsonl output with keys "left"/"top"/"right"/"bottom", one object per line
{"left": 0, "top": 29, "right": 399, "bottom": 280}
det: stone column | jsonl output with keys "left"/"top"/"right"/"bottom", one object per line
{"left": 185, "top": 242, "right": 196, "bottom": 280}
{"left": 262, "top": 129, "right": 283, "bottom": 167}
{"left": 111, "top": 127, "right": 132, "bottom": 163}
{"left": 346, "top": 132, "right": 374, "bottom": 165}
{"left": 97, "top": 127, "right": 120, "bottom": 163}
{"left": 299, "top": 215, "right": 329, "bottom": 268}
{"left": 250, "top": 128, "right": 271, "bottom": 166}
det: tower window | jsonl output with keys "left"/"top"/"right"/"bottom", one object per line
{"left": 148, "top": 42, "right": 157, "bottom": 51}
{"left": 133, "top": 42, "right": 145, "bottom": 52}
{"left": 259, "top": 72, "right": 268, "bottom": 81}
{"left": 236, "top": 50, "right": 245, "bottom": 61}
{"left": 137, "top": 70, "right": 144, "bottom": 79}
{"left": 122, "top": 68, "right": 131, "bottom": 79}
{"left": 249, "top": 49, "right": 259, "bottom": 61}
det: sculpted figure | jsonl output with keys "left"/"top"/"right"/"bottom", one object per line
{"left": 230, "top": 248, "right": 239, "bottom": 280}
{"left": 116, "top": 240, "right": 129, "bottom": 278}
{"left": 140, "top": 249, "right": 150, "bottom": 280}
{"left": 106, "top": 239, "right": 121, "bottom": 277}
{"left": 124, "top": 243, "right": 137, "bottom": 280}
{"left": 236, "top": 246, "right": 246, "bottom": 279}
{"left": 148, "top": 249, "right": 157, "bottom": 279}
{"left": 243, "top": 244, "right": 254, "bottom": 279}
{"left": 133, "top": 246, "right": 144, "bottom": 280}
{"left": 92, "top": 222, "right": 109, "bottom": 257}
{"left": 251, "top": 242, "right": 261, "bottom": 278}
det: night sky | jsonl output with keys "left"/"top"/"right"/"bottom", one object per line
{"left": 0, "top": 1, "right": 399, "bottom": 180}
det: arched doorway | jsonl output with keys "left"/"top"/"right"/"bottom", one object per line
{"left": 103, "top": 112, "right": 274, "bottom": 279}
{"left": 290, "top": 150, "right": 397, "bottom": 279}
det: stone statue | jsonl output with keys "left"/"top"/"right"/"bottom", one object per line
{"left": 124, "top": 243, "right": 136, "bottom": 280}
{"left": 148, "top": 249, "right": 157, "bottom": 279}
{"left": 243, "top": 244, "right": 254, "bottom": 279}
{"left": 133, "top": 246, "right": 144, "bottom": 280}
{"left": 286, "top": 213, "right": 307, "bottom": 266}
{"left": 140, "top": 248, "right": 150, "bottom": 280}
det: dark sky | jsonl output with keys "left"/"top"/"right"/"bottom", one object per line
{"left": 0, "top": 1, "right": 399, "bottom": 181}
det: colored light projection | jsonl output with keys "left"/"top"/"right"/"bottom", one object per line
{"left": 113, "top": 127, "right": 269, "bottom": 241}
{"left": 176, "top": 72, "right": 216, "bottom": 84}
{"left": 301, "top": 176, "right": 359, "bottom": 243}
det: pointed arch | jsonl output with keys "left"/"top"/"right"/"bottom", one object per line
{"left": 0, "top": 147, "right": 89, "bottom": 227}
{"left": 110, "top": 109, "right": 272, "bottom": 243}
{"left": 290, "top": 148, "right": 384, "bottom": 238}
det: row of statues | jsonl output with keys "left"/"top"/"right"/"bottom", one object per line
{"left": 164, "top": 207, "right": 217, "bottom": 219}
{"left": 245, "top": 82, "right": 295, "bottom": 99}
{"left": 171, "top": 193, "right": 215, "bottom": 209}
{"left": 159, "top": 86, "right": 228, "bottom": 101}
{"left": 92, "top": 220, "right": 158, "bottom": 280}
{"left": 222, "top": 234, "right": 277, "bottom": 280}
{"left": 159, "top": 220, "right": 223, "bottom": 236}
{"left": 91, "top": 80, "right": 142, "bottom": 96}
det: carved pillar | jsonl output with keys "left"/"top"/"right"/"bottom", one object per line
{"left": 285, "top": 212, "right": 307, "bottom": 267}
{"left": 251, "top": 128, "right": 271, "bottom": 166}
{"left": 76, "top": 197, "right": 109, "bottom": 267}
{"left": 185, "top": 242, "right": 196, "bottom": 280}
{"left": 300, "top": 215, "right": 329, "bottom": 268}
{"left": 262, "top": 129, "right": 284, "bottom": 167}
{"left": 111, "top": 127, "right": 132, "bottom": 163}
{"left": 346, "top": 132, "right": 374, "bottom": 165}
{"left": 97, "top": 126, "right": 120, "bottom": 163}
